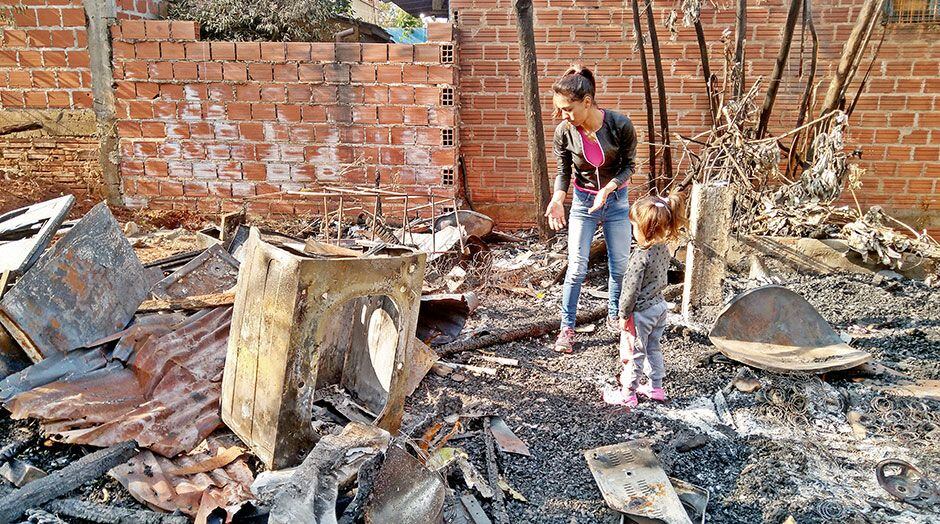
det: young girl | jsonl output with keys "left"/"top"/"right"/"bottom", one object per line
{"left": 603, "top": 193, "right": 686, "bottom": 408}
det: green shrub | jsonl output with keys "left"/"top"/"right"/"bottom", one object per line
{"left": 167, "top": 0, "right": 352, "bottom": 41}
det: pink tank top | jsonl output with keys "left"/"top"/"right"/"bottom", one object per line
{"left": 577, "top": 112, "right": 605, "bottom": 168}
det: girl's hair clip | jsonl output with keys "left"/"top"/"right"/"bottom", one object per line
{"left": 653, "top": 200, "right": 667, "bottom": 208}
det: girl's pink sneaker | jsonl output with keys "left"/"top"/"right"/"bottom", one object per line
{"left": 637, "top": 384, "right": 667, "bottom": 402}
{"left": 602, "top": 387, "right": 639, "bottom": 408}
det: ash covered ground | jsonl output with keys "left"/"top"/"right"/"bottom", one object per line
{"left": 408, "top": 270, "right": 940, "bottom": 524}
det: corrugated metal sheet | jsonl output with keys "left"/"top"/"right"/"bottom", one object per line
{"left": 5, "top": 307, "right": 232, "bottom": 457}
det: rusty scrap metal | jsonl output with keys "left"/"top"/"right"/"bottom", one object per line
{"left": 875, "top": 459, "right": 940, "bottom": 508}
{"left": 109, "top": 434, "right": 253, "bottom": 519}
{"left": 585, "top": 441, "right": 692, "bottom": 524}
{"left": 149, "top": 244, "right": 239, "bottom": 300}
{"left": 222, "top": 229, "right": 426, "bottom": 469}
{"left": 0, "top": 202, "right": 151, "bottom": 362}
{"left": 6, "top": 307, "right": 232, "bottom": 457}
{"left": 417, "top": 292, "right": 480, "bottom": 346}
{"left": 489, "top": 417, "right": 531, "bottom": 457}
{"left": 363, "top": 445, "right": 446, "bottom": 524}
{"left": 0, "top": 195, "right": 74, "bottom": 276}
{"left": 42, "top": 498, "right": 190, "bottom": 524}
{"left": 709, "top": 285, "right": 871, "bottom": 373}
{"left": 0, "top": 348, "right": 109, "bottom": 403}
{"left": 268, "top": 422, "right": 391, "bottom": 524}
{"left": 0, "top": 440, "right": 138, "bottom": 524}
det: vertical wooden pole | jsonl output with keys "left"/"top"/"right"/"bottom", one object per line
{"left": 630, "top": 0, "right": 657, "bottom": 191}
{"left": 83, "top": 0, "right": 124, "bottom": 207}
{"left": 513, "top": 0, "right": 551, "bottom": 238}
{"left": 756, "top": 0, "right": 803, "bottom": 138}
{"left": 644, "top": 0, "right": 673, "bottom": 187}
{"left": 693, "top": 20, "right": 717, "bottom": 126}
{"left": 820, "top": 0, "right": 881, "bottom": 115}
{"left": 733, "top": 0, "right": 747, "bottom": 98}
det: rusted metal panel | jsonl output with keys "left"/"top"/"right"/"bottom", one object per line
{"left": 585, "top": 441, "right": 692, "bottom": 524}
{"left": 417, "top": 293, "right": 480, "bottom": 346}
{"left": 364, "top": 446, "right": 446, "bottom": 524}
{"left": 0, "top": 195, "right": 74, "bottom": 276}
{"left": 5, "top": 307, "right": 232, "bottom": 457}
{"left": 0, "top": 202, "right": 151, "bottom": 362}
{"left": 221, "top": 228, "right": 426, "bottom": 469}
{"left": 150, "top": 244, "right": 239, "bottom": 300}
{"left": 709, "top": 285, "right": 871, "bottom": 373}
{"left": 0, "top": 348, "right": 108, "bottom": 403}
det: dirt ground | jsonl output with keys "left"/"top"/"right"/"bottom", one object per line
{"left": 408, "top": 269, "right": 940, "bottom": 524}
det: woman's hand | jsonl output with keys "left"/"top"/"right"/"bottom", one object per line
{"left": 587, "top": 187, "right": 612, "bottom": 213}
{"left": 545, "top": 198, "right": 566, "bottom": 230}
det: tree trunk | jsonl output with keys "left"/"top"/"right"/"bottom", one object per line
{"left": 734, "top": 0, "right": 747, "bottom": 98}
{"left": 513, "top": 0, "right": 551, "bottom": 238}
{"left": 757, "top": 0, "right": 803, "bottom": 138}
{"left": 629, "top": 0, "right": 657, "bottom": 192}
{"left": 644, "top": 0, "right": 673, "bottom": 188}
{"left": 693, "top": 20, "right": 717, "bottom": 126}
{"left": 820, "top": 0, "right": 882, "bottom": 115}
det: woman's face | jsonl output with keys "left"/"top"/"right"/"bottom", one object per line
{"left": 553, "top": 93, "right": 592, "bottom": 127}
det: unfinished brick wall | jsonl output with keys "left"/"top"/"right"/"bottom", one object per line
{"left": 453, "top": 0, "right": 939, "bottom": 233}
{"left": 116, "top": 0, "right": 165, "bottom": 20}
{"left": 111, "top": 19, "right": 459, "bottom": 215}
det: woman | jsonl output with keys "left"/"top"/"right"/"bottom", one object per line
{"left": 547, "top": 65, "right": 637, "bottom": 353}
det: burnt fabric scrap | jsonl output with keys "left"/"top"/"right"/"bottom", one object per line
{"left": 5, "top": 307, "right": 232, "bottom": 457}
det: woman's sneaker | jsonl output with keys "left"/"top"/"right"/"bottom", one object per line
{"left": 606, "top": 316, "right": 619, "bottom": 335}
{"left": 637, "top": 384, "right": 667, "bottom": 402}
{"left": 554, "top": 327, "right": 576, "bottom": 353}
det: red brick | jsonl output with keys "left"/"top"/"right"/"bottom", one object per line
{"left": 67, "top": 50, "right": 90, "bottom": 68}
{"left": 362, "top": 44, "right": 388, "bottom": 62}
{"left": 145, "top": 159, "right": 168, "bottom": 177}
{"left": 286, "top": 42, "right": 312, "bottom": 61}
{"left": 301, "top": 106, "right": 327, "bottom": 123}
{"left": 184, "top": 180, "right": 209, "bottom": 196}
{"left": 113, "top": 41, "right": 135, "bottom": 59}
{"left": 273, "top": 63, "right": 298, "bottom": 81}
{"left": 149, "top": 61, "right": 173, "bottom": 80}
{"left": 350, "top": 64, "right": 375, "bottom": 83}
{"left": 166, "top": 122, "right": 191, "bottom": 139}
{"left": 290, "top": 123, "right": 317, "bottom": 141}
{"left": 287, "top": 84, "right": 312, "bottom": 102}
{"left": 226, "top": 102, "right": 251, "bottom": 120}
{"left": 388, "top": 44, "right": 414, "bottom": 62}
{"left": 297, "top": 63, "right": 322, "bottom": 82}
{"left": 49, "top": 30, "right": 75, "bottom": 48}
{"left": 235, "top": 84, "right": 260, "bottom": 101}
{"left": 376, "top": 65, "right": 401, "bottom": 83}
{"left": 402, "top": 65, "right": 428, "bottom": 83}
{"left": 167, "top": 161, "right": 192, "bottom": 178}
{"left": 324, "top": 64, "right": 350, "bottom": 83}
{"left": 198, "top": 62, "right": 223, "bottom": 81}
{"left": 378, "top": 106, "right": 404, "bottom": 124}
{"left": 426, "top": 22, "right": 453, "bottom": 42}
{"left": 431, "top": 149, "right": 456, "bottom": 167}
{"left": 7, "top": 71, "right": 29, "bottom": 88}
{"left": 277, "top": 104, "right": 302, "bottom": 122}
{"left": 159, "top": 180, "right": 185, "bottom": 197}
{"left": 121, "top": 160, "right": 145, "bottom": 177}
{"left": 170, "top": 21, "right": 199, "bottom": 40}
{"left": 242, "top": 162, "right": 266, "bottom": 181}
{"left": 405, "top": 148, "right": 430, "bottom": 165}
{"left": 248, "top": 63, "right": 274, "bottom": 81}
{"left": 57, "top": 71, "right": 81, "bottom": 88}
{"left": 161, "top": 41, "right": 186, "bottom": 59}
{"left": 184, "top": 42, "right": 211, "bottom": 60}
{"left": 17, "top": 50, "right": 42, "bottom": 67}
{"left": 414, "top": 44, "right": 441, "bottom": 63}
{"left": 251, "top": 103, "right": 276, "bottom": 120}
{"left": 428, "top": 66, "right": 453, "bottom": 83}
{"left": 141, "top": 121, "right": 166, "bottom": 137}
{"left": 2, "top": 29, "right": 28, "bottom": 47}
{"left": 211, "top": 42, "right": 236, "bottom": 60}
{"left": 335, "top": 43, "right": 361, "bottom": 62}
{"left": 135, "top": 41, "right": 159, "bottom": 59}
{"left": 42, "top": 50, "right": 67, "bottom": 67}
{"left": 260, "top": 85, "right": 286, "bottom": 102}
{"left": 429, "top": 107, "right": 455, "bottom": 126}
{"left": 158, "top": 83, "right": 183, "bottom": 99}
{"left": 47, "top": 91, "right": 69, "bottom": 108}
{"left": 173, "top": 62, "right": 198, "bottom": 80}
{"left": 145, "top": 20, "right": 171, "bottom": 39}
{"left": 236, "top": 42, "right": 261, "bottom": 61}
{"left": 309, "top": 42, "right": 334, "bottom": 61}
{"left": 260, "top": 42, "right": 286, "bottom": 61}
{"left": 362, "top": 86, "right": 388, "bottom": 104}
{"left": 27, "top": 29, "right": 52, "bottom": 48}
{"left": 72, "top": 91, "right": 92, "bottom": 108}
{"left": 153, "top": 101, "right": 178, "bottom": 119}
{"left": 190, "top": 122, "right": 214, "bottom": 139}
{"left": 135, "top": 178, "right": 160, "bottom": 197}
{"left": 222, "top": 63, "right": 247, "bottom": 81}
{"left": 403, "top": 107, "right": 429, "bottom": 125}
{"left": 35, "top": 8, "right": 62, "bottom": 27}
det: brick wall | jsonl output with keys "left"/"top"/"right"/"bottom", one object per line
{"left": 116, "top": 0, "right": 165, "bottom": 20}
{"left": 453, "top": 0, "right": 940, "bottom": 234}
{"left": 111, "top": 19, "right": 459, "bottom": 215}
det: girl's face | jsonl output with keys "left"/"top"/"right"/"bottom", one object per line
{"left": 553, "top": 93, "right": 592, "bottom": 127}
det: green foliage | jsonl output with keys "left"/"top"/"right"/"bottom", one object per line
{"left": 377, "top": 1, "right": 421, "bottom": 29}
{"left": 167, "top": 0, "right": 352, "bottom": 41}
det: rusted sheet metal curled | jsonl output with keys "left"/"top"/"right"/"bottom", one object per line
{"left": 417, "top": 292, "right": 480, "bottom": 346}
{"left": 585, "top": 441, "right": 692, "bottom": 524}
{"left": 0, "top": 202, "right": 152, "bottom": 362}
{"left": 875, "top": 458, "right": 940, "bottom": 508}
{"left": 5, "top": 307, "right": 232, "bottom": 457}
{"left": 708, "top": 285, "right": 870, "bottom": 374}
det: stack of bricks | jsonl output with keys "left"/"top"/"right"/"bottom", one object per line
{"left": 453, "top": 0, "right": 939, "bottom": 234}
{"left": 112, "top": 19, "right": 459, "bottom": 215}
{"left": 0, "top": 0, "right": 91, "bottom": 109}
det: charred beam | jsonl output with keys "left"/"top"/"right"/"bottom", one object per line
{"left": 757, "top": 0, "right": 803, "bottom": 138}
{"left": 630, "top": 0, "right": 657, "bottom": 190}
{"left": 644, "top": 0, "right": 673, "bottom": 187}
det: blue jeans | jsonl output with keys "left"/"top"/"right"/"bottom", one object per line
{"left": 561, "top": 186, "right": 632, "bottom": 328}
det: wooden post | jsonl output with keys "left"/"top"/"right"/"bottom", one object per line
{"left": 820, "top": 0, "right": 882, "bottom": 115}
{"left": 733, "top": 0, "right": 747, "bottom": 98}
{"left": 83, "top": 0, "right": 123, "bottom": 207}
{"left": 630, "top": 0, "right": 657, "bottom": 190}
{"left": 644, "top": 0, "right": 673, "bottom": 188}
{"left": 757, "top": 0, "right": 803, "bottom": 138}
{"left": 513, "top": 0, "right": 551, "bottom": 238}
{"left": 681, "top": 181, "right": 734, "bottom": 320}
{"left": 693, "top": 20, "right": 717, "bottom": 126}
